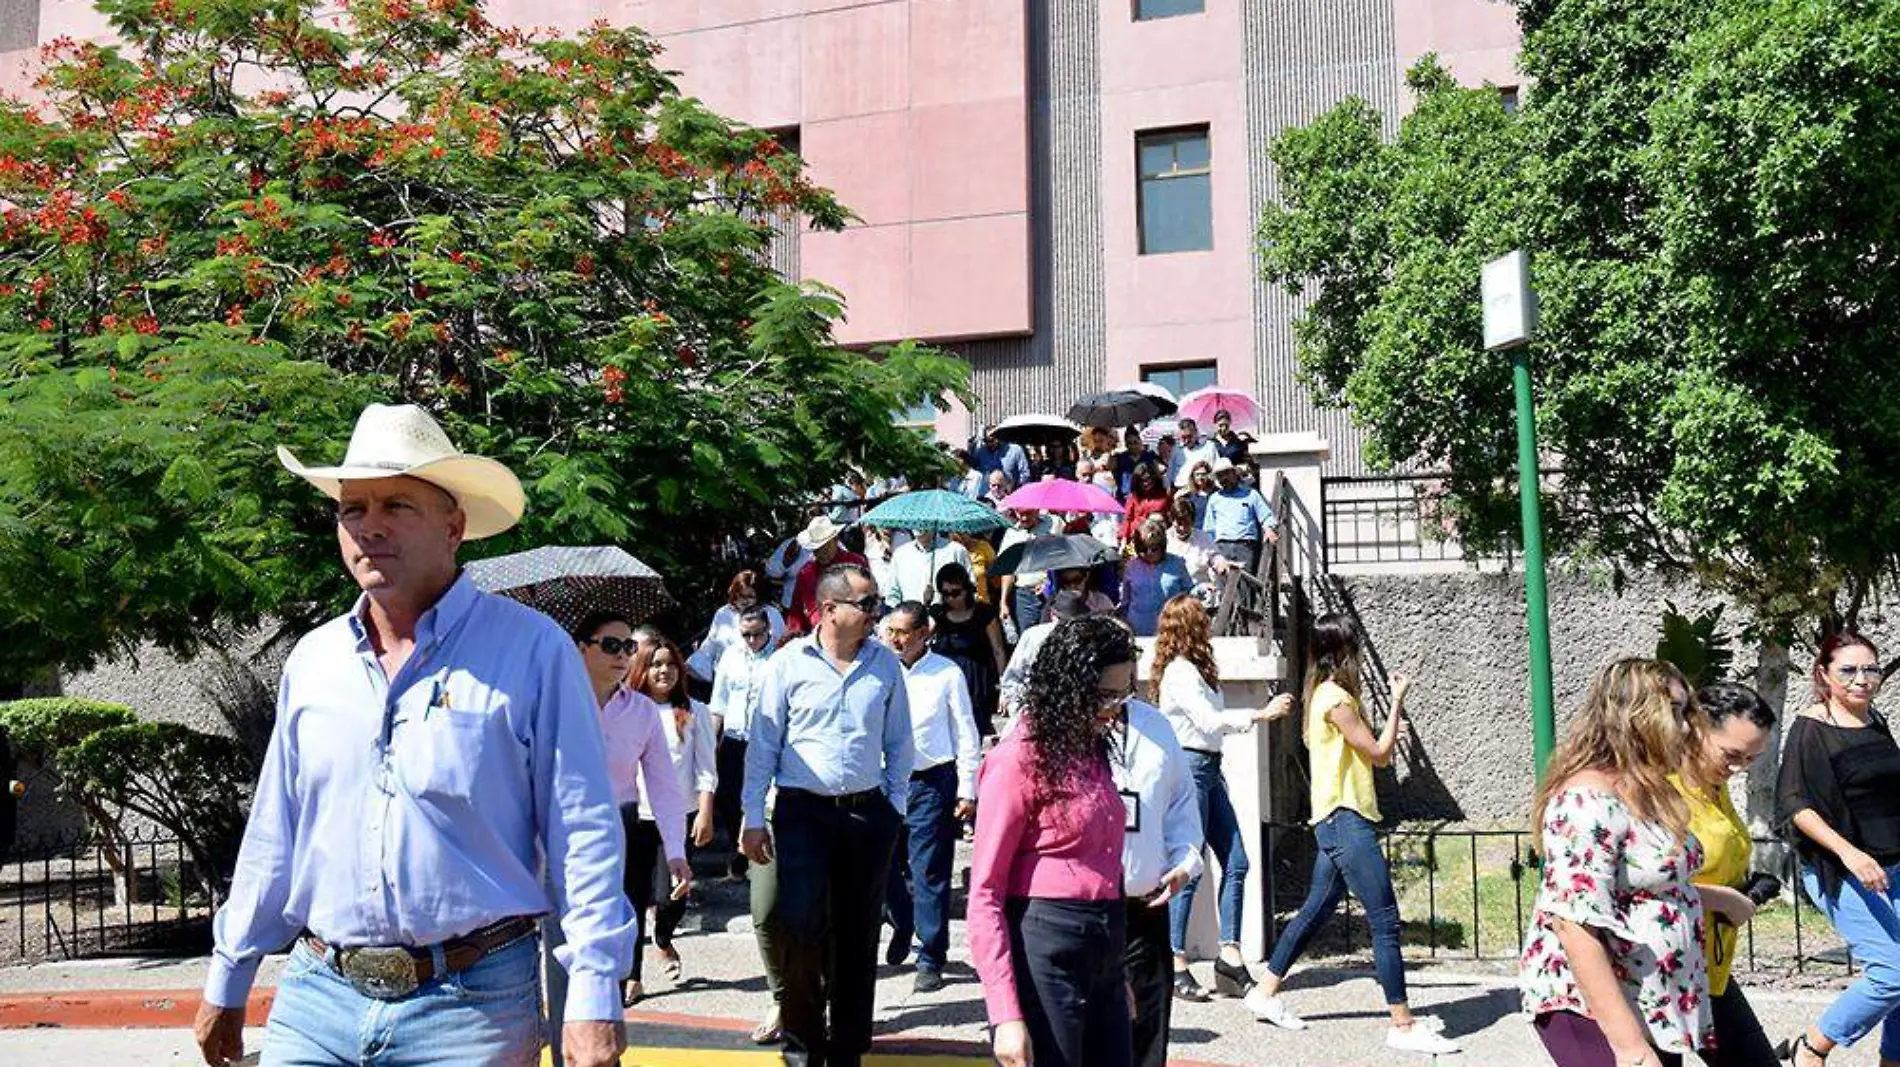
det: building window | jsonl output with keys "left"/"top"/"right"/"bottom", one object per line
{"left": 1135, "top": 0, "right": 1204, "bottom": 19}
{"left": 1499, "top": 86, "right": 1520, "bottom": 115}
{"left": 1142, "top": 362, "right": 1217, "bottom": 400}
{"left": 897, "top": 396, "right": 939, "bottom": 429}
{"left": 1137, "top": 127, "right": 1212, "bottom": 254}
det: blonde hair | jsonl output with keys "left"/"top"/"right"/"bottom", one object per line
{"left": 1530, "top": 658, "right": 1697, "bottom": 842}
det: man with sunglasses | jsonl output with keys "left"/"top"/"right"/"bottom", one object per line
{"left": 878, "top": 602, "right": 981, "bottom": 994}
{"left": 742, "top": 564, "right": 914, "bottom": 1067}
{"left": 710, "top": 607, "right": 776, "bottom": 879}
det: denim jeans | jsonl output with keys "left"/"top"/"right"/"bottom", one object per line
{"left": 264, "top": 936, "right": 542, "bottom": 1067}
{"left": 1168, "top": 750, "right": 1250, "bottom": 952}
{"left": 1265, "top": 807, "right": 1407, "bottom": 1005}
{"left": 883, "top": 762, "right": 960, "bottom": 972}
{"left": 1802, "top": 861, "right": 1900, "bottom": 1060}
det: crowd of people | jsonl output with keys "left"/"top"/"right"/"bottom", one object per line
{"left": 1517, "top": 635, "right": 1900, "bottom": 1067}
{"left": 191, "top": 401, "right": 1900, "bottom": 1067}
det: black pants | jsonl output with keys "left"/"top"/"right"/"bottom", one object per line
{"left": 714, "top": 736, "right": 748, "bottom": 874}
{"left": 1700, "top": 981, "right": 1777, "bottom": 1067}
{"left": 1006, "top": 898, "right": 1132, "bottom": 1067}
{"left": 1124, "top": 898, "right": 1173, "bottom": 1067}
{"left": 623, "top": 809, "right": 663, "bottom": 982}
{"left": 771, "top": 789, "right": 902, "bottom": 1065}
{"left": 654, "top": 815, "right": 695, "bottom": 952}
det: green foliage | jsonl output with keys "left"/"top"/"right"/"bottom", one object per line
{"left": 59, "top": 721, "right": 250, "bottom": 899}
{"left": 0, "top": 697, "right": 137, "bottom": 763}
{"left": 0, "top": 0, "right": 970, "bottom": 683}
{"left": 1258, "top": 2, "right": 1900, "bottom": 639}
{"left": 1655, "top": 601, "right": 1735, "bottom": 688}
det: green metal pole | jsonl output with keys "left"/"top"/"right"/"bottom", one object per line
{"left": 1513, "top": 348, "right": 1558, "bottom": 777}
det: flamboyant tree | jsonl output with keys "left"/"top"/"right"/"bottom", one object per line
{"left": 0, "top": 0, "right": 969, "bottom": 683}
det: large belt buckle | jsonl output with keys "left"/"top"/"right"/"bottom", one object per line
{"left": 336, "top": 945, "right": 421, "bottom": 1000}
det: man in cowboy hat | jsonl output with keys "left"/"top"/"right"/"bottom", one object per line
{"left": 193, "top": 403, "right": 635, "bottom": 1067}
{"left": 782, "top": 515, "right": 867, "bottom": 638}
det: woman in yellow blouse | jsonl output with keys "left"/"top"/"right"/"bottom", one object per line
{"left": 1672, "top": 681, "right": 1779, "bottom": 1067}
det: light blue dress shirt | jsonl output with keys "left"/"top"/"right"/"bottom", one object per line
{"left": 1122, "top": 554, "right": 1195, "bottom": 636}
{"left": 1201, "top": 485, "right": 1276, "bottom": 542}
{"left": 742, "top": 635, "right": 915, "bottom": 829}
{"left": 1112, "top": 699, "right": 1205, "bottom": 898}
{"left": 205, "top": 574, "right": 635, "bottom": 1022}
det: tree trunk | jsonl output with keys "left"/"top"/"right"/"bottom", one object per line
{"left": 1747, "top": 638, "right": 1791, "bottom": 875}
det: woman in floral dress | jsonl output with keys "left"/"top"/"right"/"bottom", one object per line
{"left": 1520, "top": 658, "right": 1720, "bottom": 1067}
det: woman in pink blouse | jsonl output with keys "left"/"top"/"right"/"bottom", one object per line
{"left": 970, "top": 614, "right": 1138, "bottom": 1067}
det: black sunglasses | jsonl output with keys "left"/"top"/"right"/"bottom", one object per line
{"left": 584, "top": 635, "right": 639, "bottom": 656}
{"left": 828, "top": 594, "right": 883, "bottom": 615}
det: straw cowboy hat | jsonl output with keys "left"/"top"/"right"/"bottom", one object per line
{"left": 277, "top": 403, "right": 526, "bottom": 540}
{"left": 795, "top": 515, "right": 846, "bottom": 552}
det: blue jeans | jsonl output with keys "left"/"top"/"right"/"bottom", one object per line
{"left": 1802, "top": 861, "right": 1900, "bottom": 1059}
{"left": 1266, "top": 807, "right": 1407, "bottom": 1005}
{"left": 263, "top": 936, "right": 542, "bottom": 1067}
{"left": 884, "top": 761, "right": 960, "bottom": 972}
{"left": 1168, "top": 750, "right": 1250, "bottom": 952}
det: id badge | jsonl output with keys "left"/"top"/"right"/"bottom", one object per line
{"left": 1120, "top": 789, "right": 1141, "bottom": 833}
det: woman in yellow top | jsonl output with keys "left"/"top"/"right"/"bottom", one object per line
{"left": 1244, "top": 613, "right": 1459, "bottom": 1055}
{"left": 1673, "top": 681, "right": 1779, "bottom": 1067}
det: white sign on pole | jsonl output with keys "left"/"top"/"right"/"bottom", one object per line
{"left": 1482, "top": 250, "right": 1535, "bottom": 351}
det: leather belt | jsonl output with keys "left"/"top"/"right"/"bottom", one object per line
{"left": 911, "top": 760, "right": 954, "bottom": 781}
{"left": 781, "top": 786, "right": 885, "bottom": 809}
{"left": 1183, "top": 747, "right": 1222, "bottom": 759}
{"left": 303, "top": 915, "right": 537, "bottom": 1000}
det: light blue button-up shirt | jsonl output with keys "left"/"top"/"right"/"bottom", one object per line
{"left": 1201, "top": 485, "right": 1276, "bottom": 543}
{"left": 742, "top": 635, "right": 914, "bottom": 829}
{"left": 204, "top": 574, "right": 635, "bottom": 1022}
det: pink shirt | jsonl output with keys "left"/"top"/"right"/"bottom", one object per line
{"left": 598, "top": 686, "right": 686, "bottom": 861}
{"left": 967, "top": 730, "right": 1125, "bottom": 1025}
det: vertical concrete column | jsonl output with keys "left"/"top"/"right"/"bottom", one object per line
{"left": 1138, "top": 635, "right": 1292, "bottom": 962}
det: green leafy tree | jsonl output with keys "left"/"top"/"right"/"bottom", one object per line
{"left": 0, "top": 0, "right": 969, "bottom": 686}
{"left": 1259, "top": 3, "right": 1900, "bottom": 656}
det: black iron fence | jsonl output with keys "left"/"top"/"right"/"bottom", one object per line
{"left": 1319, "top": 475, "right": 1476, "bottom": 568}
{"left": 1261, "top": 822, "right": 1858, "bottom": 978}
{"left": 0, "top": 825, "right": 216, "bottom": 964}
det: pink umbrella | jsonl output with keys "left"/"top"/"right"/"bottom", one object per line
{"left": 1178, "top": 386, "right": 1260, "bottom": 431}
{"left": 999, "top": 479, "right": 1125, "bottom": 515}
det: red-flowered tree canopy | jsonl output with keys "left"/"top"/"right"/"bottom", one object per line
{"left": 0, "top": 0, "right": 969, "bottom": 682}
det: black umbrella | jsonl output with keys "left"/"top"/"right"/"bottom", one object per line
{"left": 991, "top": 534, "right": 1117, "bottom": 577}
{"left": 1066, "top": 389, "right": 1166, "bottom": 429}
{"left": 463, "top": 545, "right": 672, "bottom": 631}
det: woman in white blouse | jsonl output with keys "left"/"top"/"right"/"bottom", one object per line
{"left": 632, "top": 639, "right": 718, "bottom": 988}
{"left": 688, "top": 569, "right": 786, "bottom": 682}
{"left": 1151, "top": 595, "right": 1292, "bottom": 1001}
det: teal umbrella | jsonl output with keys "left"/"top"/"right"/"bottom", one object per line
{"left": 859, "top": 489, "right": 1008, "bottom": 535}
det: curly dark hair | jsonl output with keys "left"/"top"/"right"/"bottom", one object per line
{"left": 1021, "top": 614, "right": 1138, "bottom": 807}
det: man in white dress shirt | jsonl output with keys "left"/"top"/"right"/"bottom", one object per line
{"left": 1111, "top": 695, "right": 1205, "bottom": 1067}
{"left": 883, "top": 530, "right": 972, "bottom": 608}
{"left": 878, "top": 603, "right": 981, "bottom": 993}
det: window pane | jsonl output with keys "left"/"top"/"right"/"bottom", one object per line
{"left": 1173, "top": 132, "right": 1210, "bottom": 170}
{"left": 1143, "top": 364, "right": 1217, "bottom": 398}
{"left": 1180, "top": 365, "right": 1217, "bottom": 394}
{"left": 1136, "top": 0, "right": 1205, "bottom": 20}
{"left": 1139, "top": 172, "right": 1212, "bottom": 253}
{"left": 1138, "top": 140, "right": 1176, "bottom": 178}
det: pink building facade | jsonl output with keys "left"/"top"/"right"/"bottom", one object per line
{"left": 0, "top": 0, "right": 1520, "bottom": 468}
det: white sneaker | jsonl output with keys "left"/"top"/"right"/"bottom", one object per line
{"left": 1244, "top": 989, "right": 1309, "bottom": 1030}
{"left": 1386, "top": 1021, "right": 1461, "bottom": 1055}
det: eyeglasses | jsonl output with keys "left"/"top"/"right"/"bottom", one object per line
{"left": 1834, "top": 665, "right": 1885, "bottom": 683}
{"left": 828, "top": 594, "right": 882, "bottom": 615}
{"left": 939, "top": 587, "right": 969, "bottom": 599}
{"left": 584, "top": 635, "right": 639, "bottom": 656}
{"left": 740, "top": 629, "right": 771, "bottom": 643}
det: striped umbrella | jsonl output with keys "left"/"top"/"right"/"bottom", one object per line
{"left": 859, "top": 489, "right": 1008, "bottom": 534}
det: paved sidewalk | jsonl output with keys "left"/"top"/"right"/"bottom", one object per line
{"left": 0, "top": 923, "right": 1884, "bottom": 1066}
